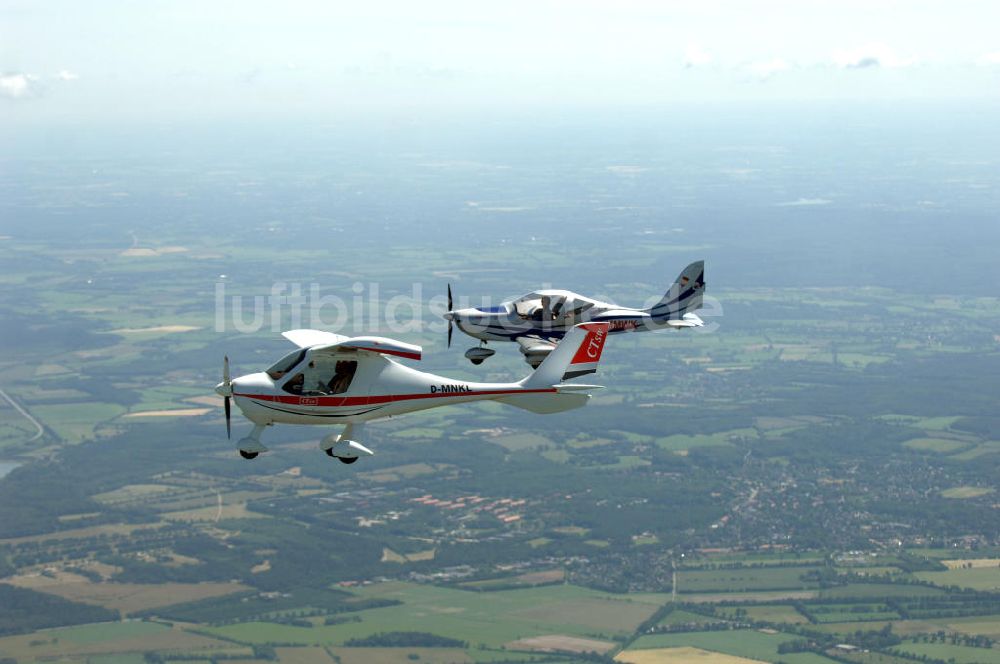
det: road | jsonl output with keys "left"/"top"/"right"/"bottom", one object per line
{"left": 0, "top": 388, "right": 44, "bottom": 442}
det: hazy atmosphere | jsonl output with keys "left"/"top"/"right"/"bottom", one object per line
{"left": 3, "top": 0, "right": 1000, "bottom": 126}
{"left": 1, "top": 3, "right": 999, "bottom": 664}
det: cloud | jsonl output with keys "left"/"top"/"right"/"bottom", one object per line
{"left": 833, "top": 43, "right": 915, "bottom": 69}
{"left": 0, "top": 72, "right": 42, "bottom": 99}
{"left": 682, "top": 42, "right": 712, "bottom": 69}
{"left": 56, "top": 70, "right": 79, "bottom": 81}
{"left": 777, "top": 197, "right": 832, "bottom": 207}
{"left": 747, "top": 58, "right": 790, "bottom": 80}
{"left": 977, "top": 51, "right": 1000, "bottom": 65}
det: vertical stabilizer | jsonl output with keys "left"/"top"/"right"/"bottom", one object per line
{"left": 648, "top": 260, "right": 705, "bottom": 320}
{"left": 521, "top": 322, "right": 609, "bottom": 388}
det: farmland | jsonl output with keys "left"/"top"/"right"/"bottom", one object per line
{"left": 1, "top": 106, "right": 999, "bottom": 663}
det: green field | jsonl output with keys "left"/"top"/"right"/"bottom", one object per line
{"left": 810, "top": 603, "right": 900, "bottom": 623}
{"left": 839, "top": 650, "right": 926, "bottom": 664}
{"left": 690, "top": 552, "right": 826, "bottom": 566}
{"left": 677, "top": 566, "right": 820, "bottom": 593}
{"left": 655, "top": 429, "right": 756, "bottom": 452}
{"left": 941, "top": 486, "right": 995, "bottom": 499}
{"left": 951, "top": 441, "right": 1000, "bottom": 461}
{"left": 658, "top": 609, "right": 727, "bottom": 626}
{"left": 892, "top": 641, "right": 1000, "bottom": 664}
{"left": 629, "top": 629, "right": 799, "bottom": 661}
{"left": 915, "top": 567, "right": 1000, "bottom": 591}
{"left": 717, "top": 604, "right": 809, "bottom": 624}
{"left": 818, "top": 583, "right": 945, "bottom": 599}
{"left": 43, "top": 620, "right": 170, "bottom": 644}
{"left": 947, "top": 615, "right": 1000, "bottom": 638}
{"left": 206, "top": 582, "right": 667, "bottom": 648}
{"left": 903, "top": 437, "right": 970, "bottom": 453}
{"left": 30, "top": 402, "right": 127, "bottom": 444}
{"left": 86, "top": 655, "right": 148, "bottom": 664}
{"left": 490, "top": 432, "right": 554, "bottom": 452}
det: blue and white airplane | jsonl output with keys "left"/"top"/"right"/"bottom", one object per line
{"left": 444, "top": 260, "right": 706, "bottom": 367}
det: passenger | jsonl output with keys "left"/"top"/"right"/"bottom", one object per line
{"left": 329, "top": 360, "right": 357, "bottom": 395}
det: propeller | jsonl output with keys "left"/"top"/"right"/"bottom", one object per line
{"left": 447, "top": 283, "right": 454, "bottom": 348}
{"left": 221, "top": 356, "right": 232, "bottom": 439}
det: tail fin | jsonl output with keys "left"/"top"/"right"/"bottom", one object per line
{"left": 648, "top": 260, "right": 705, "bottom": 320}
{"left": 521, "top": 322, "right": 609, "bottom": 388}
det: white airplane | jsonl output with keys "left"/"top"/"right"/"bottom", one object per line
{"left": 444, "top": 260, "right": 705, "bottom": 368}
{"left": 215, "top": 322, "right": 610, "bottom": 463}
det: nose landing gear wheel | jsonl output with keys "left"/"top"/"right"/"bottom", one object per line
{"left": 239, "top": 450, "right": 259, "bottom": 460}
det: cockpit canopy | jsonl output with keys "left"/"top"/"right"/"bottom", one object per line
{"left": 510, "top": 290, "right": 595, "bottom": 321}
{"left": 266, "top": 348, "right": 307, "bottom": 380}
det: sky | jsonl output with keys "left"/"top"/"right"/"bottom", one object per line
{"left": 2, "top": 0, "right": 1000, "bottom": 127}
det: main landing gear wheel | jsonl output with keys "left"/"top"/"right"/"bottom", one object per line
{"left": 239, "top": 450, "right": 259, "bottom": 460}
{"left": 325, "top": 448, "right": 358, "bottom": 464}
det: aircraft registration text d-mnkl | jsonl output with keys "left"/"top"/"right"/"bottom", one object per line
{"left": 215, "top": 323, "right": 610, "bottom": 463}
{"left": 444, "top": 260, "right": 705, "bottom": 368}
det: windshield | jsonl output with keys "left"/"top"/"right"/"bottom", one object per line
{"left": 266, "top": 349, "right": 306, "bottom": 380}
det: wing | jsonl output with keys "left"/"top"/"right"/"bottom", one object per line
{"left": 516, "top": 335, "right": 559, "bottom": 368}
{"left": 312, "top": 335, "right": 422, "bottom": 361}
{"left": 282, "top": 329, "right": 350, "bottom": 348}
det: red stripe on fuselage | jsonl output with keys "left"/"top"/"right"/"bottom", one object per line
{"left": 354, "top": 346, "right": 421, "bottom": 360}
{"left": 233, "top": 387, "right": 557, "bottom": 408}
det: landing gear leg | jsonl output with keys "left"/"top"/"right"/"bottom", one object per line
{"left": 320, "top": 423, "right": 373, "bottom": 463}
{"left": 237, "top": 424, "right": 268, "bottom": 459}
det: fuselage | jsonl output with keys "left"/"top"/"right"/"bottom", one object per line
{"left": 446, "top": 263, "right": 705, "bottom": 350}
{"left": 450, "top": 304, "right": 653, "bottom": 342}
{"left": 231, "top": 357, "right": 554, "bottom": 426}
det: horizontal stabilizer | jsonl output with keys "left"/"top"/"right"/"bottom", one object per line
{"left": 554, "top": 383, "right": 604, "bottom": 392}
{"left": 496, "top": 391, "right": 590, "bottom": 414}
{"left": 664, "top": 313, "right": 704, "bottom": 328}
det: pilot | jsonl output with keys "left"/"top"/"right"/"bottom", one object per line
{"left": 305, "top": 360, "right": 328, "bottom": 394}
{"left": 532, "top": 295, "right": 557, "bottom": 324}
{"left": 284, "top": 373, "right": 305, "bottom": 395}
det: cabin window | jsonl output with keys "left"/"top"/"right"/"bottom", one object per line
{"left": 283, "top": 360, "right": 358, "bottom": 396}
{"left": 281, "top": 373, "right": 305, "bottom": 395}
{"left": 328, "top": 360, "right": 358, "bottom": 395}
{"left": 266, "top": 349, "right": 306, "bottom": 380}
